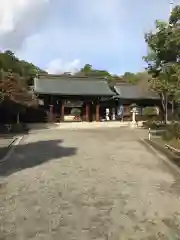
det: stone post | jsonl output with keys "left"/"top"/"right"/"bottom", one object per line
{"left": 132, "top": 111, "right": 136, "bottom": 123}
{"left": 130, "top": 108, "right": 137, "bottom": 128}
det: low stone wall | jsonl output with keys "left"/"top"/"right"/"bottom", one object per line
{"left": 0, "top": 137, "right": 17, "bottom": 162}
{"left": 27, "top": 121, "right": 146, "bottom": 131}
{"left": 57, "top": 121, "right": 130, "bottom": 129}
{"left": 144, "top": 139, "right": 180, "bottom": 168}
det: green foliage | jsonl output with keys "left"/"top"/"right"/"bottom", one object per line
{"left": 172, "top": 122, "right": 180, "bottom": 139}
{"left": 0, "top": 50, "right": 42, "bottom": 125}
{"left": 121, "top": 72, "right": 138, "bottom": 84}
{"left": 0, "top": 50, "right": 46, "bottom": 85}
{"left": 79, "top": 64, "right": 150, "bottom": 85}
{"left": 80, "top": 64, "right": 113, "bottom": 79}
{"left": 0, "top": 49, "right": 43, "bottom": 122}
{"left": 162, "top": 122, "right": 180, "bottom": 141}
{"left": 141, "top": 107, "right": 160, "bottom": 123}
{"left": 169, "top": 5, "right": 180, "bottom": 25}
{"left": 143, "top": 120, "right": 164, "bottom": 129}
{"left": 142, "top": 107, "right": 157, "bottom": 116}
{"left": 144, "top": 6, "right": 180, "bottom": 88}
{"left": 10, "top": 123, "right": 27, "bottom": 133}
{"left": 162, "top": 128, "right": 174, "bottom": 141}
{"left": 80, "top": 64, "right": 92, "bottom": 75}
{"left": 143, "top": 6, "right": 180, "bottom": 122}
{"left": 71, "top": 108, "right": 81, "bottom": 117}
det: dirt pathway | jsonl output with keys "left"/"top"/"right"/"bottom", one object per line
{"left": 0, "top": 128, "right": 180, "bottom": 239}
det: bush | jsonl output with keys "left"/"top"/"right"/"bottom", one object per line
{"left": 10, "top": 123, "right": 28, "bottom": 133}
{"left": 143, "top": 120, "right": 165, "bottom": 129}
{"left": 0, "top": 125, "right": 10, "bottom": 134}
{"left": 162, "top": 128, "right": 174, "bottom": 141}
{"left": 171, "top": 122, "right": 180, "bottom": 139}
{"left": 142, "top": 106, "right": 158, "bottom": 116}
{"left": 162, "top": 122, "right": 180, "bottom": 141}
{"left": 71, "top": 108, "right": 81, "bottom": 117}
{"left": 142, "top": 107, "right": 159, "bottom": 121}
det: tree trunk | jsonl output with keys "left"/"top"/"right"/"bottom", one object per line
{"left": 161, "top": 92, "right": 168, "bottom": 124}
{"left": 165, "top": 92, "right": 168, "bottom": 124}
{"left": 17, "top": 112, "right": 20, "bottom": 124}
{"left": 171, "top": 100, "right": 174, "bottom": 120}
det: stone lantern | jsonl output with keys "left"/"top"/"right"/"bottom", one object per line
{"left": 130, "top": 103, "right": 138, "bottom": 128}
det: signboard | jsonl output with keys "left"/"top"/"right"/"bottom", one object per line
{"left": 117, "top": 105, "right": 124, "bottom": 117}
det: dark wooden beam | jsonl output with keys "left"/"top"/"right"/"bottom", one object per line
{"left": 49, "top": 95, "right": 54, "bottom": 122}
{"left": 96, "top": 101, "right": 100, "bottom": 122}
{"left": 61, "top": 101, "right": 64, "bottom": 121}
{"left": 85, "top": 102, "right": 89, "bottom": 122}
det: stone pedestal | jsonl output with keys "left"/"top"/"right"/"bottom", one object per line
{"left": 112, "top": 108, "right": 116, "bottom": 121}
{"left": 106, "top": 108, "right": 110, "bottom": 121}
{"left": 130, "top": 110, "right": 137, "bottom": 128}
{"left": 132, "top": 111, "right": 136, "bottom": 122}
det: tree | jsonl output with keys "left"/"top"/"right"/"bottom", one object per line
{"left": 0, "top": 50, "right": 46, "bottom": 86}
{"left": 79, "top": 64, "right": 123, "bottom": 82}
{"left": 80, "top": 64, "right": 111, "bottom": 78}
{"left": 78, "top": 64, "right": 150, "bottom": 85}
{"left": 80, "top": 64, "right": 92, "bottom": 76}
{"left": 121, "top": 72, "right": 139, "bottom": 84}
{"left": 0, "top": 49, "right": 46, "bottom": 125}
{"left": 0, "top": 71, "right": 37, "bottom": 123}
{"left": 143, "top": 6, "right": 180, "bottom": 123}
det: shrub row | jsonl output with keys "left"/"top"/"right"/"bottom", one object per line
{"left": 0, "top": 123, "right": 28, "bottom": 134}
{"left": 162, "top": 122, "right": 180, "bottom": 141}
{"left": 143, "top": 119, "right": 165, "bottom": 129}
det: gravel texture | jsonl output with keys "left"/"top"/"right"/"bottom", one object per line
{"left": 0, "top": 128, "right": 180, "bottom": 239}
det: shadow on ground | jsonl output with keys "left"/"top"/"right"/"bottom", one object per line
{"left": 0, "top": 137, "right": 16, "bottom": 160}
{"left": 0, "top": 139, "right": 77, "bottom": 177}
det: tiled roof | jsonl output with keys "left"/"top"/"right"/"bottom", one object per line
{"left": 114, "top": 84, "right": 159, "bottom": 100}
{"left": 34, "top": 76, "right": 115, "bottom": 96}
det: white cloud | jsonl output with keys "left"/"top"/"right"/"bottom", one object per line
{"left": 0, "top": 0, "right": 123, "bottom": 73}
{"left": 0, "top": 0, "right": 121, "bottom": 51}
{"left": 15, "top": 0, "right": 123, "bottom": 72}
{"left": 0, "top": 0, "right": 49, "bottom": 50}
{"left": 0, "top": 0, "right": 177, "bottom": 75}
{"left": 46, "top": 58, "right": 81, "bottom": 74}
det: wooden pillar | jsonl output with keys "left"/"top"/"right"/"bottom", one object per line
{"left": 49, "top": 105, "right": 53, "bottom": 114}
{"left": 85, "top": 102, "right": 89, "bottom": 122}
{"left": 61, "top": 101, "right": 64, "bottom": 121}
{"left": 96, "top": 102, "right": 100, "bottom": 121}
{"left": 49, "top": 95, "right": 54, "bottom": 122}
{"left": 49, "top": 105, "right": 54, "bottom": 122}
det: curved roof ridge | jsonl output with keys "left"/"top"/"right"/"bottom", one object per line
{"left": 39, "top": 74, "right": 108, "bottom": 81}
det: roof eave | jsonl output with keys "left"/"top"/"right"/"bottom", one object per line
{"left": 34, "top": 91, "right": 115, "bottom": 97}
{"left": 112, "top": 96, "right": 160, "bottom": 100}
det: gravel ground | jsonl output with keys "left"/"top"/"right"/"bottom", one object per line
{"left": 0, "top": 128, "right": 180, "bottom": 239}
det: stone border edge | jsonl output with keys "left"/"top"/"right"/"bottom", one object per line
{"left": 0, "top": 135, "right": 24, "bottom": 164}
{"left": 141, "top": 139, "right": 180, "bottom": 176}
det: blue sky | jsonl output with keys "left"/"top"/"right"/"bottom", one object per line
{"left": 0, "top": 0, "right": 179, "bottom": 75}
